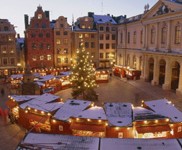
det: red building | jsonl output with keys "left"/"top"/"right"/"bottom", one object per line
{"left": 24, "top": 6, "right": 54, "bottom": 69}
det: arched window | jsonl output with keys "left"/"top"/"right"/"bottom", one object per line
{"left": 161, "top": 26, "right": 167, "bottom": 44}
{"left": 151, "top": 27, "right": 155, "bottom": 44}
{"left": 175, "top": 25, "right": 181, "bottom": 44}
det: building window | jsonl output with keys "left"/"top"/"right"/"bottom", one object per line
{"left": 47, "top": 44, "right": 50, "bottom": 50}
{"left": 42, "top": 23, "right": 46, "bottom": 28}
{"left": 151, "top": 27, "right": 155, "bottom": 44}
{"left": 10, "top": 49, "right": 14, "bottom": 53}
{"left": 100, "top": 34, "right": 104, "bottom": 40}
{"left": 32, "top": 43, "right": 36, "bottom": 49}
{"left": 56, "top": 31, "right": 60, "bottom": 35}
{"left": 112, "top": 43, "right": 116, "bottom": 49}
{"left": 112, "top": 27, "right": 116, "bottom": 31}
{"left": 91, "top": 34, "right": 95, "bottom": 38}
{"left": 106, "top": 53, "right": 109, "bottom": 58}
{"left": 106, "top": 43, "right": 110, "bottom": 49}
{"left": 175, "top": 25, "right": 181, "bottom": 44}
{"left": 57, "top": 58, "right": 61, "bottom": 63}
{"left": 56, "top": 39, "right": 61, "bottom": 45}
{"left": 60, "top": 24, "right": 64, "bottom": 28}
{"left": 64, "top": 31, "right": 68, "bottom": 35}
{"left": 47, "top": 55, "right": 51, "bottom": 60}
{"left": 64, "top": 49, "right": 68, "bottom": 54}
{"left": 3, "top": 58, "right": 8, "bottom": 65}
{"left": 99, "top": 26, "right": 104, "bottom": 31}
{"left": 161, "top": 27, "right": 167, "bottom": 44}
{"left": 38, "top": 14, "right": 42, "bottom": 19}
{"left": 106, "top": 27, "right": 110, "bottom": 32}
{"left": 63, "top": 39, "right": 68, "bottom": 44}
{"left": 91, "top": 52, "right": 95, "bottom": 58}
{"left": 40, "top": 55, "right": 44, "bottom": 60}
{"left": 91, "top": 42, "right": 95, "bottom": 48}
{"left": 120, "top": 32, "right": 123, "bottom": 43}
{"left": 127, "top": 32, "right": 130, "bottom": 44}
{"left": 8, "top": 36, "right": 13, "bottom": 41}
{"left": 106, "top": 34, "right": 110, "bottom": 40}
{"left": 85, "top": 42, "right": 89, "bottom": 48}
{"left": 100, "top": 43, "right": 104, "bottom": 49}
{"left": 178, "top": 126, "right": 182, "bottom": 132}
{"left": 4, "top": 26, "right": 9, "bottom": 31}
{"left": 85, "top": 34, "right": 89, "bottom": 38}
{"left": 140, "top": 30, "right": 143, "bottom": 44}
{"left": 32, "top": 56, "right": 37, "bottom": 61}
{"left": 64, "top": 58, "right": 68, "bottom": 63}
{"left": 46, "top": 33, "right": 50, "bottom": 38}
{"left": 39, "top": 43, "right": 43, "bottom": 49}
{"left": 31, "top": 33, "right": 36, "bottom": 38}
{"left": 133, "top": 31, "right": 137, "bottom": 44}
{"left": 112, "top": 34, "right": 116, "bottom": 40}
{"left": 82, "top": 25, "right": 85, "bottom": 29}
{"left": 100, "top": 53, "right": 103, "bottom": 58}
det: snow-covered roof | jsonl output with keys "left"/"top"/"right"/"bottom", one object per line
{"left": 60, "top": 71, "right": 71, "bottom": 77}
{"left": 20, "top": 93, "right": 60, "bottom": 109}
{"left": 167, "top": 0, "right": 182, "bottom": 4}
{"left": 144, "top": 99, "right": 182, "bottom": 122}
{"left": 35, "top": 81, "right": 44, "bottom": 86}
{"left": 133, "top": 107, "right": 166, "bottom": 121}
{"left": 37, "top": 75, "right": 55, "bottom": 82}
{"left": 10, "top": 74, "right": 23, "bottom": 79}
{"left": 10, "top": 95, "right": 38, "bottom": 102}
{"left": 104, "top": 103, "right": 132, "bottom": 127}
{"left": 53, "top": 99, "right": 91, "bottom": 121}
{"left": 74, "top": 106, "right": 107, "bottom": 120}
{"left": 100, "top": 138, "right": 182, "bottom": 150}
{"left": 17, "top": 133, "right": 99, "bottom": 150}
{"left": 93, "top": 15, "right": 117, "bottom": 24}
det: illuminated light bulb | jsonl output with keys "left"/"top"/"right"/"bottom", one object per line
{"left": 115, "top": 127, "right": 119, "bottom": 130}
{"left": 98, "top": 120, "right": 102, "bottom": 123}
{"left": 48, "top": 113, "right": 51, "bottom": 116}
{"left": 25, "top": 110, "right": 28, "bottom": 113}
{"left": 105, "top": 123, "right": 108, "bottom": 126}
{"left": 52, "top": 119, "right": 56, "bottom": 123}
{"left": 76, "top": 118, "right": 80, "bottom": 121}
{"left": 144, "top": 120, "right": 148, "bottom": 124}
{"left": 87, "top": 119, "right": 91, "bottom": 122}
{"left": 166, "top": 118, "right": 169, "bottom": 122}
{"left": 28, "top": 107, "right": 31, "bottom": 110}
{"left": 127, "top": 127, "right": 130, "bottom": 130}
{"left": 69, "top": 119, "right": 72, "bottom": 123}
{"left": 155, "top": 120, "right": 158, "bottom": 123}
{"left": 170, "top": 124, "right": 174, "bottom": 127}
{"left": 34, "top": 109, "right": 37, "bottom": 112}
{"left": 41, "top": 111, "right": 45, "bottom": 114}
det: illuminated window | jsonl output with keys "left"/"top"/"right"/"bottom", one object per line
{"left": 40, "top": 55, "right": 44, "bottom": 60}
{"left": 32, "top": 56, "right": 37, "bottom": 61}
{"left": 8, "top": 36, "right": 13, "bottom": 41}
{"left": 64, "top": 49, "right": 68, "bottom": 54}
{"left": 47, "top": 44, "right": 50, "bottom": 50}
{"left": 175, "top": 25, "right": 181, "bottom": 44}
{"left": 85, "top": 34, "right": 89, "bottom": 38}
{"left": 178, "top": 126, "right": 182, "bottom": 132}
{"left": 10, "top": 49, "right": 14, "bottom": 53}
{"left": 82, "top": 25, "right": 85, "bottom": 29}
{"left": 38, "top": 14, "right": 42, "bottom": 19}
{"left": 56, "top": 39, "right": 61, "bottom": 45}
{"left": 47, "top": 55, "right": 51, "bottom": 60}
{"left": 64, "top": 58, "right": 68, "bottom": 63}
{"left": 85, "top": 18, "right": 88, "bottom": 21}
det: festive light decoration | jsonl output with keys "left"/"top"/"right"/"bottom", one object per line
{"left": 70, "top": 39, "right": 98, "bottom": 101}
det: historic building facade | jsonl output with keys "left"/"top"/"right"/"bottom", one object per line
{"left": 117, "top": 0, "right": 182, "bottom": 94}
{"left": 24, "top": 6, "right": 54, "bottom": 69}
{"left": 0, "top": 19, "right": 17, "bottom": 76}
{"left": 73, "top": 16, "right": 99, "bottom": 67}
{"left": 54, "top": 16, "right": 72, "bottom": 67}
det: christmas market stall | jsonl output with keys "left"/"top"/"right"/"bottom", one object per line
{"left": 57, "top": 71, "right": 71, "bottom": 90}
{"left": 95, "top": 70, "right": 109, "bottom": 83}
{"left": 104, "top": 102, "right": 134, "bottom": 138}
{"left": 52, "top": 99, "right": 92, "bottom": 135}
{"left": 70, "top": 105, "right": 107, "bottom": 137}
{"left": 133, "top": 106, "right": 171, "bottom": 138}
{"left": 10, "top": 74, "right": 23, "bottom": 89}
{"left": 143, "top": 99, "right": 182, "bottom": 138}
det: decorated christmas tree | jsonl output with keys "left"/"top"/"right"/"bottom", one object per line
{"left": 70, "top": 40, "right": 98, "bottom": 101}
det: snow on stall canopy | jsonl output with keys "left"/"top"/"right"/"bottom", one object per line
{"left": 133, "top": 107, "right": 166, "bottom": 121}
{"left": 144, "top": 99, "right": 182, "bottom": 122}
{"left": 34, "top": 81, "right": 44, "bottom": 87}
{"left": 93, "top": 15, "right": 117, "bottom": 24}
{"left": 37, "top": 74, "right": 55, "bottom": 82}
{"left": 10, "top": 74, "right": 23, "bottom": 79}
{"left": 74, "top": 106, "right": 107, "bottom": 120}
{"left": 179, "top": 139, "right": 182, "bottom": 145}
{"left": 100, "top": 138, "right": 182, "bottom": 150}
{"left": 16, "top": 133, "right": 99, "bottom": 150}
{"left": 19, "top": 93, "right": 60, "bottom": 109}
{"left": 53, "top": 99, "right": 91, "bottom": 121}
{"left": 60, "top": 71, "right": 71, "bottom": 77}
{"left": 10, "top": 95, "right": 38, "bottom": 102}
{"left": 104, "top": 103, "right": 132, "bottom": 127}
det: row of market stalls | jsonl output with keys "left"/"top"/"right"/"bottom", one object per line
{"left": 16, "top": 132, "right": 182, "bottom": 150}
{"left": 113, "top": 65, "right": 141, "bottom": 80}
{"left": 9, "top": 70, "right": 110, "bottom": 94}
{"left": 6, "top": 93, "right": 182, "bottom": 139}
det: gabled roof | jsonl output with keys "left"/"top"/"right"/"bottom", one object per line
{"left": 104, "top": 102, "right": 132, "bottom": 127}
{"left": 93, "top": 15, "right": 117, "bottom": 24}
{"left": 144, "top": 99, "right": 182, "bottom": 122}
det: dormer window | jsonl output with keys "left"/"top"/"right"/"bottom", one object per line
{"left": 38, "top": 14, "right": 42, "bottom": 19}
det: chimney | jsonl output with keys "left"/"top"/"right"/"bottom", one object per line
{"left": 24, "top": 14, "right": 29, "bottom": 30}
{"left": 88, "top": 12, "right": 94, "bottom": 17}
{"left": 45, "top": 11, "right": 50, "bottom": 20}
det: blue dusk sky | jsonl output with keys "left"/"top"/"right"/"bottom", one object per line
{"left": 0, "top": 0, "right": 158, "bottom": 37}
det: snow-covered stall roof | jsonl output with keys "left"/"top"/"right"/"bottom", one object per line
{"left": 93, "top": 15, "right": 117, "bottom": 24}
{"left": 104, "top": 103, "right": 132, "bottom": 127}
{"left": 10, "top": 74, "right": 23, "bottom": 79}
{"left": 20, "top": 93, "right": 60, "bottom": 109}
{"left": 133, "top": 107, "right": 166, "bottom": 121}
{"left": 53, "top": 99, "right": 91, "bottom": 121}
{"left": 144, "top": 99, "right": 182, "bottom": 122}
{"left": 10, "top": 95, "right": 38, "bottom": 102}
{"left": 37, "top": 74, "right": 55, "bottom": 82}
{"left": 17, "top": 133, "right": 99, "bottom": 150}
{"left": 74, "top": 106, "right": 107, "bottom": 120}
{"left": 100, "top": 138, "right": 182, "bottom": 150}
